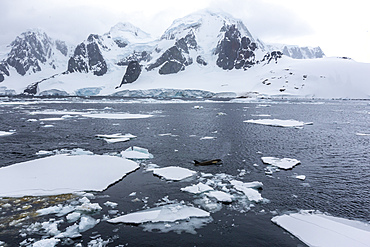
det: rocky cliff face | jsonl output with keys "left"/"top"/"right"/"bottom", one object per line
{"left": 215, "top": 24, "right": 258, "bottom": 70}
{"left": 67, "top": 34, "right": 108, "bottom": 76}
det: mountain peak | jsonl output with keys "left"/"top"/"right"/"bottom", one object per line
{"left": 162, "top": 9, "right": 255, "bottom": 41}
{"left": 106, "top": 22, "right": 151, "bottom": 43}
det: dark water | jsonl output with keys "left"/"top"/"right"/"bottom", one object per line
{"left": 0, "top": 98, "right": 369, "bottom": 246}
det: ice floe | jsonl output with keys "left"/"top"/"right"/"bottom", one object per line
{"left": 294, "top": 175, "right": 306, "bottom": 180}
{"left": 261, "top": 157, "right": 301, "bottom": 170}
{"left": 121, "top": 146, "right": 154, "bottom": 160}
{"left": 32, "top": 238, "right": 60, "bottom": 247}
{"left": 0, "top": 130, "right": 14, "bottom": 137}
{"left": 356, "top": 132, "right": 370, "bottom": 136}
{"left": 180, "top": 182, "right": 214, "bottom": 194}
{"left": 206, "top": 191, "right": 233, "bottom": 203}
{"left": 96, "top": 133, "right": 136, "bottom": 143}
{"left": 200, "top": 136, "right": 216, "bottom": 140}
{"left": 152, "top": 166, "right": 197, "bottom": 181}
{"left": 108, "top": 203, "right": 210, "bottom": 224}
{"left": 244, "top": 119, "right": 312, "bottom": 128}
{"left": 272, "top": 210, "right": 370, "bottom": 247}
{"left": 82, "top": 113, "right": 153, "bottom": 119}
{"left": 0, "top": 154, "right": 139, "bottom": 197}
{"left": 230, "top": 180, "right": 264, "bottom": 202}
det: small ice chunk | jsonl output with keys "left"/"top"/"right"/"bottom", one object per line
{"left": 32, "top": 238, "right": 60, "bottom": 247}
{"left": 121, "top": 146, "right": 154, "bottom": 160}
{"left": 36, "top": 150, "right": 53, "bottom": 156}
{"left": 129, "top": 192, "right": 137, "bottom": 197}
{"left": 96, "top": 133, "right": 136, "bottom": 144}
{"left": 200, "top": 136, "right": 216, "bottom": 140}
{"left": 78, "top": 216, "right": 99, "bottom": 232}
{"left": 180, "top": 183, "right": 214, "bottom": 194}
{"left": 37, "top": 204, "right": 75, "bottom": 216}
{"left": 201, "top": 172, "right": 213, "bottom": 178}
{"left": 356, "top": 133, "right": 370, "bottom": 136}
{"left": 193, "top": 106, "right": 203, "bottom": 109}
{"left": 244, "top": 119, "right": 312, "bottom": 128}
{"left": 230, "top": 180, "right": 263, "bottom": 202}
{"left": 295, "top": 175, "right": 306, "bottom": 180}
{"left": 108, "top": 204, "right": 210, "bottom": 224}
{"left": 193, "top": 196, "right": 223, "bottom": 213}
{"left": 206, "top": 191, "right": 233, "bottom": 203}
{"left": 152, "top": 166, "right": 196, "bottom": 181}
{"left": 0, "top": 131, "right": 14, "bottom": 137}
{"left": 55, "top": 223, "right": 81, "bottom": 239}
{"left": 27, "top": 119, "right": 38, "bottom": 122}
{"left": 42, "top": 125, "right": 54, "bottom": 128}
{"left": 261, "top": 157, "right": 301, "bottom": 170}
{"left": 75, "top": 201, "right": 102, "bottom": 212}
{"left": 230, "top": 180, "right": 263, "bottom": 189}
{"left": 66, "top": 212, "right": 81, "bottom": 222}
{"left": 39, "top": 117, "right": 65, "bottom": 121}
{"left": 272, "top": 210, "right": 370, "bottom": 247}
{"left": 104, "top": 201, "right": 118, "bottom": 208}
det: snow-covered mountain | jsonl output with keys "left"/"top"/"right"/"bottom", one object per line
{"left": 0, "top": 10, "right": 369, "bottom": 99}
{"left": 0, "top": 29, "right": 72, "bottom": 82}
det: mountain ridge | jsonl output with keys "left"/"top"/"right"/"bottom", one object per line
{"left": 0, "top": 10, "right": 369, "bottom": 99}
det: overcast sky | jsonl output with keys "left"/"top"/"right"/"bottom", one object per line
{"left": 0, "top": 0, "right": 369, "bottom": 62}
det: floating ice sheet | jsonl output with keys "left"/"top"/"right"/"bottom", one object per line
{"left": 181, "top": 183, "right": 214, "bottom": 194}
{"left": 261, "top": 157, "right": 301, "bottom": 170}
{"left": 206, "top": 191, "right": 233, "bottom": 203}
{"left": 244, "top": 119, "right": 312, "bottom": 128}
{"left": 152, "top": 166, "right": 197, "bottom": 181}
{"left": 272, "top": 210, "right": 370, "bottom": 247}
{"left": 0, "top": 154, "right": 139, "bottom": 197}
{"left": 96, "top": 133, "right": 136, "bottom": 143}
{"left": 0, "top": 131, "right": 14, "bottom": 137}
{"left": 108, "top": 203, "right": 210, "bottom": 224}
{"left": 230, "top": 180, "right": 263, "bottom": 202}
{"left": 121, "top": 146, "right": 154, "bottom": 160}
{"left": 82, "top": 113, "right": 153, "bottom": 119}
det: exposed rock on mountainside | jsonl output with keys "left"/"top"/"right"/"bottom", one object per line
{"left": 215, "top": 24, "right": 258, "bottom": 70}
{"left": 0, "top": 29, "right": 70, "bottom": 83}
{"left": 67, "top": 34, "right": 108, "bottom": 76}
{"left": 116, "top": 61, "right": 142, "bottom": 88}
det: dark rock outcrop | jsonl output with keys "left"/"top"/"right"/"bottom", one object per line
{"left": 146, "top": 31, "right": 197, "bottom": 75}
{"left": 147, "top": 46, "right": 186, "bottom": 73}
{"left": 116, "top": 61, "right": 142, "bottom": 88}
{"left": 261, "top": 51, "right": 283, "bottom": 64}
{"left": 67, "top": 34, "right": 107, "bottom": 76}
{"left": 113, "top": 39, "right": 127, "bottom": 48}
{"left": 6, "top": 30, "right": 53, "bottom": 76}
{"left": 215, "top": 25, "right": 257, "bottom": 70}
{"left": 196, "top": 55, "right": 207, "bottom": 66}
{"left": 159, "top": 60, "right": 184, "bottom": 75}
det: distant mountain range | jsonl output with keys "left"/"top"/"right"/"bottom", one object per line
{"left": 0, "top": 10, "right": 369, "bottom": 99}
